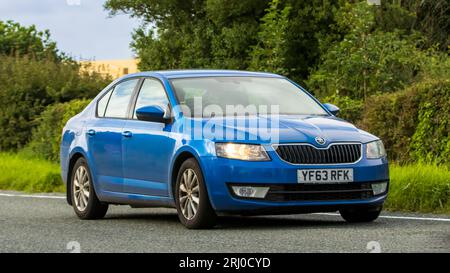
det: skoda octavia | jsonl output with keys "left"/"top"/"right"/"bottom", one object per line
{"left": 60, "top": 70, "right": 389, "bottom": 229}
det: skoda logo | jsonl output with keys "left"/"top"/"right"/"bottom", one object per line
{"left": 315, "top": 137, "right": 326, "bottom": 145}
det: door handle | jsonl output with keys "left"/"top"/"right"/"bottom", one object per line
{"left": 122, "top": 131, "right": 133, "bottom": 138}
{"left": 87, "top": 129, "right": 96, "bottom": 136}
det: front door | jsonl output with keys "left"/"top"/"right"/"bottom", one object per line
{"left": 122, "top": 78, "right": 175, "bottom": 196}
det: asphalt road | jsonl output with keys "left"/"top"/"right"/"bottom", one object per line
{"left": 0, "top": 191, "right": 449, "bottom": 253}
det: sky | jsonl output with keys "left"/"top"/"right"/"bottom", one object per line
{"left": 0, "top": 0, "right": 141, "bottom": 60}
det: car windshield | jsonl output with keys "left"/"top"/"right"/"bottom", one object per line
{"left": 170, "top": 77, "right": 328, "bottom": 117}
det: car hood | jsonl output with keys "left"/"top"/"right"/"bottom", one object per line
{"left": 183, "top": 115, "right": 378, "bottom": 144}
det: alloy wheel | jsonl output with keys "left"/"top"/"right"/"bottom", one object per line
{"left": 179, "top": 168, "right": 200, "bottom": 220}
{"left": 73, "top": 166, "right": 90, "bottom": 212}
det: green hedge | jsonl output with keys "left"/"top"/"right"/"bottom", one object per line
{"left": 0, "top": 56, "right": 109, "bottom": 151}
{"left": 359, "top": 79, "right": 450, "bottom": 165}
{"left": 24, "top": 99, "right": 90, "bottom": 162}
{"left": 320, "top": 94, "right": 364, "bottom": 123}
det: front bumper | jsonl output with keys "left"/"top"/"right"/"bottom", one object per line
{"left": 200, "top": 151, "right": 389, "bottom": 213}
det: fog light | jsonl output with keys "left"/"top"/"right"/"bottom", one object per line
{"left": 371, "top": 182, "right": 388, "bottom": 195}
{"left": 231, "top": 186, "right": 269, "bottom": 199}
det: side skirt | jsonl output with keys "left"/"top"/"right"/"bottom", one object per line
{"left": 97, "top": 190, "right": 176, "bottom": 208}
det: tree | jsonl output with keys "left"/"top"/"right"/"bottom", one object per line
{"left": 0, "top": 20, "right": 60, "bottom": 60}
{"left": 105, "top": 0, "right": 340, "bottom": 83}
{"left": 0, "top": 21, "right": 110, "bottom": 152}
{"left": 249, "top": 0, "right": 291, "bottom": 75}
{"left": 307, "top": 1, "right": 428, "bottom": 100}
{"left": 206, "top": 0, "right": 269, "bottom": 69}
{"left": 376, "top": 0, "right": 450, "bottom": 51}
{"left": 105, "top": 0, "right": 269, "bottom": 71}
{"left": 0, "top": 56, "right": 110, "bottom": 151}
{"left": 105, "top": 0, "right": 446, "bottom": 90}
{"left": 281, "top": 0, "right": 340, "bottom": 83}
{"left": 249, "top": 0, "right": 340, "bottom": 82}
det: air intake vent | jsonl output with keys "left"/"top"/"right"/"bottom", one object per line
{"left": 275, "top": 143, "right": 362, "bottom": 164}
{"left": 265, "top": 182, "right": 374, "bottom": 202}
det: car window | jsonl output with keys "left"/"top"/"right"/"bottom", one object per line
{"left": 171, "top": 77, "right": 328, "bottom": 117}
{"left": 104, "top": 79, "right": 139, "bottom": 118}
{"left": 133, "top": 78, "right": 169, "bottom": 119}
{"left": 97, "top": 88, "right": 113, "bottom": 117}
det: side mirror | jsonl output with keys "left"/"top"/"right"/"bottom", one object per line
{"left": 136, "top": 105, "right": 170, "bottom": 123}
{"left": 323, "top": 103, "right": 340, "bottom": 116}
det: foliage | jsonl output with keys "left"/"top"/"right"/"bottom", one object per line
{"left": 24, "top": 99, "right": 91, "bottom": 162}
{"left": 249, "top": 0, "right": 291, "bottom": 75}
{"left": 248, "top": 0, "right": 339, "bottom": 82}
{"left": 0, "top": 20, "right": 62, "bottom": 60}
{"left": 0, "top": 153, "right": 63, "bottom": 193}
{"left": 105, "top": 0, "right": 339, "bottom": 82}
{"left": 413, "top": 0, "right": 450, "bottom": 51}
{"left": 409, "top": 82, "right": 450, "bottom": 166}
{"left": 106, "top": 0, "right": 269, "bottom": 71}
{"left": 0, "top": 56, "right": 109, "bottom": 151}
{"left": 359, "top": 85, "right": 419, "bottom": 163}
{"left": 309, "top": 2, "right": 449, "bottom": 166}
{"left": 206, "top": 0, "right": 269, "bottom": 69}
{"left": 359, "top": 78, "right": 450, "bottom": 165}
{"left": 376, "top": 0, "right": 450, "bottom": 51}
{"left": 307, "top": 2, "right": 428, "bottom": 100}
{"left": 105, "top": 0, "right": 447, "bottom": 84}
{"left": 386, "top": 164, "right": 450, "bottom": 213}
{"left": 320, "top": 94, "right": 364, "bottom": 123}
{"left": 374, "top": 0, "right": 416, "bottom": 34}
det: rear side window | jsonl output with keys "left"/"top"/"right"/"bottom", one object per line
{"left": 97, "top": 89, "right": 113, "bottom": 117}
{"left": 104, "top": 79, "right": 139, "bottom": 118}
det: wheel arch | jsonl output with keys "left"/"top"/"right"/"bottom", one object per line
{"left": 169, "top": 147, "right": 207, "bottom": 202}
{"left": 66, "top": 150, "right": 90, "bottom": 205}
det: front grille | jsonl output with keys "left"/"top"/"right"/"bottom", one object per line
{"left": 265, "top": 183, "right": 373, "bottom": 202}
{"left": 275, "top": 143, "right": 362, "bottom": 164}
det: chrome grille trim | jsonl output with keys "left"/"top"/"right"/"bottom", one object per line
{"left": 272, "top": 143, "right": 363, "bottom": 165}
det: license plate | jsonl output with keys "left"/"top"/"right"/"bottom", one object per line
{"left": 297, "top": 169, "right": 353, "bottom": 183}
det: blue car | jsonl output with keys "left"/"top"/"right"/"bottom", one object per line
{"left": 60, "top": 70, "right": 389, "bottom": 229}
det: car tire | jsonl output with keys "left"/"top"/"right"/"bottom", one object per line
{"left": 175, "top": 158, "right": 217, "bottom": 229}
{"left": 339, "top": 206, "right": 382, "bottom": 223}
{"left": 71, "top": 157, "right": 108, "bottom": 220}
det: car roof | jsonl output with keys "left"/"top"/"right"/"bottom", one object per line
{"left": 120, "top": 70, "right": 284, "bottom": 80}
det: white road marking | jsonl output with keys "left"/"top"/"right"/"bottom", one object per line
{"left": 315, "top": 212, "right": 450, "bottom": 222}
{"left": 1, "top": 192, "right": 449, "bottom": 222}
{"left": 0, "top": 192, "right": 65, "bottom": 199}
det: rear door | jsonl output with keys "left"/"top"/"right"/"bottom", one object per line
{"left": 86, "top": 78, "right": 139, "bottom": 193}
{"left": 122, "top": 78, "right": 175, "bottom": 196}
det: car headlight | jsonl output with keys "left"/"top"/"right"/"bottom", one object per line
{"left": 215, "top": 143, "right": 270, "bottom": 161}
{"left": 366, "top": 140, "right": 386, "bottom": 159}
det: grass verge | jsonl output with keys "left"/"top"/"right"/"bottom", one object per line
{"left": 0, "top": 153, "right": 64, "bottom": 192}
{"left": 386, "top": 164, "right": 450, "bottom": 214}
